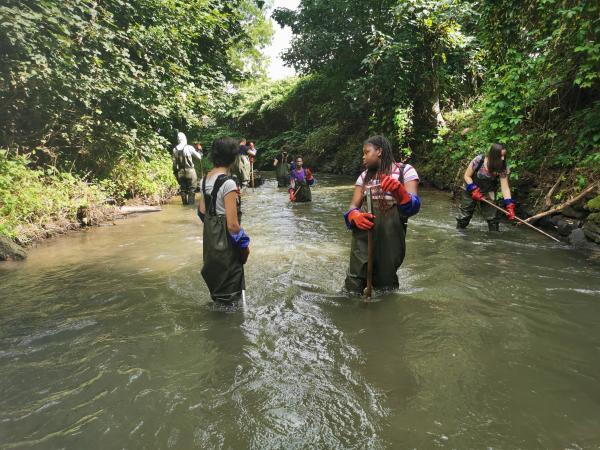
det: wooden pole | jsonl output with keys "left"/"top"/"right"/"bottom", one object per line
{"left": 250, "top": 159, "right": 255, "bottom": 191}
{"left": 364, "top": 187, "right": 374, "bottom": 301}
{"left": 479, "top": 198, "right": 561, "bottom": 243}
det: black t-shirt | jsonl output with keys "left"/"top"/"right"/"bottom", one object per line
{"left": 239, "top": 145, "right": 248, "bottom": 156}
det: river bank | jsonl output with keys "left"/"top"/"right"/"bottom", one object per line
{"left": 0, "top": 150, "right": 178, "bottom": 261}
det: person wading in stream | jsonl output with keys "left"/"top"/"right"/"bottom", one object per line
{"left": 457, "top": 143, "right": 516, "bottom": 231}
{"left": 172, "top": 132, "right": 202, "bottom": 205}
{"left": 273, "top": 149, "right": 292, "bottom": 187}
{"left": 232, "top": 138, "right": 251, "bottom": 189}
{"left": 343, "top": 135, "right": 421, "bottom": 293}
{"left": 289, "top": 156, "right": 315, "bottom": 203}
{"left": 197, "top": 137, "right": 250, "bottom": 303}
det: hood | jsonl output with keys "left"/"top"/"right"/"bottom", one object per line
{"left": 176, "top": 132, "right": 187, "bottom": 150}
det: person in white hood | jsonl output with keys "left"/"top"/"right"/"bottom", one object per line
{"left": 172, "top": 132, "right": 202, "bottom": 205}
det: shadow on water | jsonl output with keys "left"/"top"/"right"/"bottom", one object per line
{"left": 1, "top": 173, "right": 599, "bottom": 448}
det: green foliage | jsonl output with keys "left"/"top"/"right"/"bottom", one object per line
{"left": 0, "top": 149, "right": 178, "bottom": 242}
{"left": 0, "top": 0, "right": 272, "bottom": 175}
{"left": 103, "top": 153, "right": 178, "bottom": 203}
{"left": 587, "top": 195, "right": 600, "bottom": 212}
{"left": 243, "top": 0, "right": 600, "bottom": 195}
{"left": 0, "top": 150, "right": 106, "bottom": 242}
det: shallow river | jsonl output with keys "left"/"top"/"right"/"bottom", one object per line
{"left": 1, "top": 173, "right": 599, "bottom": 449}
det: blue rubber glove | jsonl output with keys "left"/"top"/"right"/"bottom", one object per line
{"left": 228, "top": 228, "right": 250, "bottom": 249}
{"left": 398, "top": 193, "right": 421, "bottom": 217}
{"left": 343, "top": 208, "right": 359, "bottom": 229}
{"left": 466, "top": 183, "right": 478, "bottom": 192}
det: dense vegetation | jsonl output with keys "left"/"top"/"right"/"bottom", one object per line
{"left": 214, "top": 0, "right": 599, "bottom": 205}
{"left": 1, "top": 0, "right": 598, "bottom": 245}
{"left": 0, "top": 0, "right": 271, "bottom": 242}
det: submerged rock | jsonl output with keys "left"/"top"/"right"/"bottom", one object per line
{"left": 0, "top": 236, "right": 27, "bottom": 261}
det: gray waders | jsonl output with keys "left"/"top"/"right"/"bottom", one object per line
{"left": 178, "top": 168, "right": 197, "bottom": 205}
{"left": 276, "top": 162, "right": 289, "bottom": 188}
{"left": 201, "top": 175, "right": 245, "bottom": 303}
{"left": 345, "top": 202, "right": 406, "bottom": 293}
{"left": 232, "top": 155, "right": 251, "bottom": 187}
{"left": 456, "top": 157, "right": 500, "bottom": 231}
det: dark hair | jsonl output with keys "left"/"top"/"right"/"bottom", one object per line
{"left": 487, "top": 143, "right": 506, "bottom": 174}
{"left": 295, "top": 155, "right": 303, "bottom": 160}
{"left": 364, "top": 135, "right": 395, "bottom": 183}
{"left": 211, "top": 137, "right": 239, "bottom": 167}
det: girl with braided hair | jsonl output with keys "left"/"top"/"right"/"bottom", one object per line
{"left": 343, "top": 135, "right": 421, "bottom": 293}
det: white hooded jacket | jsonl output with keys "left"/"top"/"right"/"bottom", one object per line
{"left": 172, "top": 132, "right": 202, "bottom": 172}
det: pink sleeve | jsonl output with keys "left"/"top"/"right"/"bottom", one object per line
{"left": 470, "top": 155, "right": 482, "bottom": 169}
{"left": 403, "top": 164, "right": 419, "bottom": 182}
{"left": 355, "top": 171, "right": 366, "bottom": 186}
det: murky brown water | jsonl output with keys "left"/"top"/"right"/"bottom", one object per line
{"left": 1, "top": 173, "right": 599, "bottom": 448}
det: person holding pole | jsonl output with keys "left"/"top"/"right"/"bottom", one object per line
{"left": 248, "top": 142, "right": 257, "bottom": 189}
{"left": 289, "top": 156, "right": 315, "bottom": 203}
{"left": 343, "top": 135, "right": 421, "bottom": 295}
{"left": 457, "top": 143, "right": 515, "bottom": 232}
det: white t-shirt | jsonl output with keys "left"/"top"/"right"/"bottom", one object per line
{"left": 202, "top": 173, "right": 238, "bottom": 215}
{"left": 355, "top": 163, "right": 419, "bottom": 201}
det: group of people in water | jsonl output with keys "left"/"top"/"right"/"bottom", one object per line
{"left": 172, "top": 132, "right": 516, "bottom": 303}
{"left": 171, "top": 134, "right": 258, "bottom": 205}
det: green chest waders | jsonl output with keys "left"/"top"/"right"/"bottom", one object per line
{"left": 276, "top": 161, "right": 290, "bottom": 187}
{"left": 345, "top": 195, "right": 407, "bottom": 294}
{"left": 293, "top": 175, "right": 312, "bottom": 203}
{"left": 177, "top": 167, "right": 197, "bottom": 205}
{"left": 456, "top": 156, "right": 500, "bottom": 230}
{"left": 200, "top": 175, "right": 245, "bottom": 302}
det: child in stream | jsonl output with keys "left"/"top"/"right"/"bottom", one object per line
{"left": 456, "top": 143, "right": 516, "bottom": 231}
{"left": 343, "top": 135, "right": 421, "bottom": 293}
{"left": 198, "top": 137, "right": 250, "bottom": 302}
{"left": 289, "top": 156, "right": 315, "bottom": 203}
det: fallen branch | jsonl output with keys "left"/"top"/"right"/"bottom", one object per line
{"left": 544, "top": 171, "right": 565, "bottom": 209}
{"left": 525, "top": 183, "right": 599, "bottom": 223}
{"left": 118, "top": 205, "right": 162, "bottom": 215}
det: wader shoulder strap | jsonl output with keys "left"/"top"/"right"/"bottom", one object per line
{"left": 394, "top": 162, "right": 405, "bottom": 184}
{"left": 203, "top": 174, "right": 231, "bottom": 216}
{"left": 473, "top": 155, "right": 484, "bottom": 175}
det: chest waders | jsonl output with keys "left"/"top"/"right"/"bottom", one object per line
{"left": 345, "top": 165, "right": 407, "bottom": 293}
{"left": 175, "top": 147, "right": 197, "bottom": 205}
{"left": 177, "top": 168, "right": 197, "bottom": 205}
{"left": 456, "top": 156, "right": 500, "bottom": 231}
{"left": 201, "top": 175, "right": 245, "bottom": 303}
{"left": 293, "top": 170, "right": 312, "bottom": 203}
{"left": 276, "top": 159, "right": 289, "bottom": 187}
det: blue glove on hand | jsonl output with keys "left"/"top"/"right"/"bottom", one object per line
{"left": 398, "top": 193, "right": 421, "bottom": 217}
{"left": 228, "top": 228, "right": 250, "bottom": 249}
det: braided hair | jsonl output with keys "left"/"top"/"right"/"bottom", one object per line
{"left": 363, "top": 135, "right": 399, "bottom": 214}
{"left": 364, "top": 135, "right": 395, "bottom": 185}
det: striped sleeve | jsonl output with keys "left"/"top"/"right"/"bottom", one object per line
{"left": 403, "top": 164, "right": 419, "bottom": 183}
{"left": 355, "top": 170, "right": 367, "bottom": 187}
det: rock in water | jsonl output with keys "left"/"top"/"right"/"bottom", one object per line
{"left": 0, "top": 236, "right": 27, "bottom": 261}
